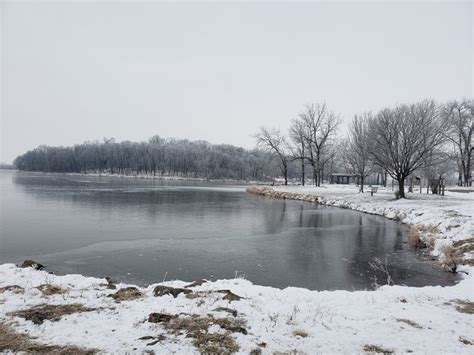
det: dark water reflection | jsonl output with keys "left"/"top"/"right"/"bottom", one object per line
{"left": 0, "top": 171, "right": 457, "bottom": 290}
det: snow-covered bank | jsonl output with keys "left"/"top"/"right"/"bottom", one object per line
{"left": 0, "top": 263, "right": 473, "bottom": 354}
{"left": 248, "top": 185, "right": 474, "bottom": 267}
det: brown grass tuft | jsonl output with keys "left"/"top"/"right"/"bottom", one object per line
{"left": 452, "top": 300, "right": 474, "bottom": 314}
{"left": 108, "top": 287, "right": 144, "bottom": 302}
{"left": 408, "top": 227, "right": 422, "bottom": 248}
{"left": 184, "top": 279, "right": 207, "bottom": 288}
{"left": 292, "top": 329, "right": 309, "bottom": 338}
{"left": 396, "top": 318, "right": 422, "bottom": 329}
{"left": 0, "top": 323, "right": 97, "bottom": 354}
{"left": 363, "top": 344, "right": 394, "bottom": 354}
{"left": 216, "top": 289, "right": 243, "bottom": 302}
{"left": 9, "top": 303, "right": 96, "bottom": 325}
{"left": 441, "top": 245, "right": 463, "bottom": 273}
{"left": 37, "top": 284, "right": 67, "bottom": 296}
{"left": 149, "top": 313, "right": 246, "bottom": 354}
{"left": 459, "top": 336, "right": 473, "bottom": 345}
{"left": 0, "top": 285, "right": 24, "bottom": 294}
{"left": 408, "top": 225, "right": 438, "bottom": 250}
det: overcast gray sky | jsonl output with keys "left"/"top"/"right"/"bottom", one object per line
{"left": 1, "top": 0, "right": 472, "bottom": 163}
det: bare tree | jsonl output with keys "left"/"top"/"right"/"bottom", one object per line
{"left": 254, "top": 127, "right": 290, "bottom": 185}
{"left": 441, "top": 99, "right": 473, "bottom": 187}
{"left": 299, "top": 103, "right": 341, "bottom": 186}
{"left": 289, "top": 118, "right": 307, "bottom": 185}
{"left": 369, "top": 100, "right": 445, "bottom": 198}
{"left": 422, "top": 148, "right": 453, "bottom": 194}
{"left": 343, "top": 114, "right": 374, "bottom": 192}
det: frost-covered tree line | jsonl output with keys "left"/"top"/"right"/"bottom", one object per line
{"left": 255, "top": 99, "right": 472, "bottom": 198}
{"left": 13, "top": 137, "right": 282, "bottom": 181}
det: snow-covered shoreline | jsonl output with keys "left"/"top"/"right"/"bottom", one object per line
{"left": 1, "top": 263, "right": 473, "bottom": 354}
{"left": 247, "top": 185, "right": 474, "bottom": 267}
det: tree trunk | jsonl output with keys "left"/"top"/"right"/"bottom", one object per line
{"left": 360, "top": 176, "right": 364, "bottom": 193}
{"left": 301, "top": 159, "right": 305, "bottom": 186}
{"left": 397, "top": 178, "right": 405, "bottom": 199}
{"left": 465, "top": 156, "right": 472, "bottom": 187}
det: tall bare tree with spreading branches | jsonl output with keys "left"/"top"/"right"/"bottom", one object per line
{"left": 369, "top": 100, "right": 445, "bottom": 198}
{"left": 299, "top": 103, "right": 341, "bottom": 186}
{"left": 343, "top": 113, "right": 374, "bottom": 192}
{"left": 289, "top": 118, "right": 307, "bottom": 185}
{"left": 254, "top": 127, "right": 290, "bottom": 185}
{"left": 441, "top": 99, "right": 473, "bottom": 187}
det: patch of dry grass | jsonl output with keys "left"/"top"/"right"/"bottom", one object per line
{"left": 213, "top": 307, "right": 238, "bottom": 317}
{"left": 216, "top": 289, "right": 243, "bottom": 302}
{"left": 153, "top": 285, "right": 193, "bottom": 298}
{"left": 408, "top": 227, "right": 422, "bottom": 248}
{"left": 363, "top": 344, "right": 394, "bottom": 354}
{"left": 9, "top": 303, "right": 96, "bottom": 325}
{"left": 0, "top": 323, "right": 97, "bottom": 354}
{"left": 184, "top": 279, "right": 207, "bottom": 288}
{"left": 37, "top": 284, "right": 67, "bottom": 296}
{"left": 408, "top": 225, "right": 438, "bottom": 250}
{"left": 459, "top": 336, "right": 473, "bottom": 345}
{"left": 108, "top": 287, "right": 144, "bottom": 302}
{"left": 148, "top": 313, "right": 247, "bottom": 354}
{"left": 441, "top": 245, "right": 463, "bottom": 273}
{"left": 292, "top": 329, "right": 309, "bottom": 338}
{"left": 0, "top": 285, "right": 24, "bottom": 294}
{"left": 452, "top": 300, "right": 474, "bottom": 314}
{"left": 452, "top": 238, "right": 474, "bottom": 256}
{"left": 396, "top": 318, "right": 422, "bottom": 329}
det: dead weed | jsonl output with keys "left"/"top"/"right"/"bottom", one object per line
{"left": 363, "top": 344, "right": 394, "bottom": 354}
{"left": 396, "top": 318, "right": 423, "bottom": 329}
{"left": 0, "top": 323, "right": 97, "bottom": 354}
{"left": 148, "top": 312, "right": 247, "bottom": 354}
{"left": 108, "top": 287, "right": 144, "bottom": 302}
{"left": 452, "top": 300, "right": 474, "bottom": 314}
{"left": 9, "top": 303, "right": 96, "bottom": 325}
{"left": 0, "top": 285, "right": 24, "bottom": 294}
{"left": 37, "top": 284, "right": 67, "bottom": 296}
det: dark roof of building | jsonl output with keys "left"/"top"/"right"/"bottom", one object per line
{"left": 331, "top": 173, "right": 355, "bottom": 176}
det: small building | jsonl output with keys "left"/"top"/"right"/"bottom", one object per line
{"left": 330, "top": 173, "right": 356, "bottom": 184}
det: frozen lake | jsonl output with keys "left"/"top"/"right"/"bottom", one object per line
{"left": 0, "top": 170, "right": 457, "bottom": 290}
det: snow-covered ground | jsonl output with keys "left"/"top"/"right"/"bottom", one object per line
{"left": 0, "top": 263, "right": 473, "bottom": 354}
{"left": 249, "top": 184, "right": 474, "bottom": 264}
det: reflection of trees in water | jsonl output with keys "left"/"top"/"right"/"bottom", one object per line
{"left": 283, "top": 207, "right": 415, "bottom": 289}
{"left": 347, "top": 220, "right": 416, "bottom": 286}
{"left": 13, "top": 174, "right": 242, "bottom": 221}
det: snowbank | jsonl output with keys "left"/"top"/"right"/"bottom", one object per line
{"left": 248, "top": 185, "right": 474, "bottom": 265}
{"left": 0, "top": 264, "right": 473, "bottom": 354}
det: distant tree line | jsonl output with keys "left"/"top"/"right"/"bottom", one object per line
{"left": 256, "top": 99, "right": 472, "bottom": 198}
{"left": 13, "top": 136, "right": 283, "bottom": 181}
{"left": 0, "top": 162, "right": 14, "bottom": 169}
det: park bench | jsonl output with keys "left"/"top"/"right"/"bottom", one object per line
{"left": 369, "top": 186, "right": 378, "bottom": 196}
